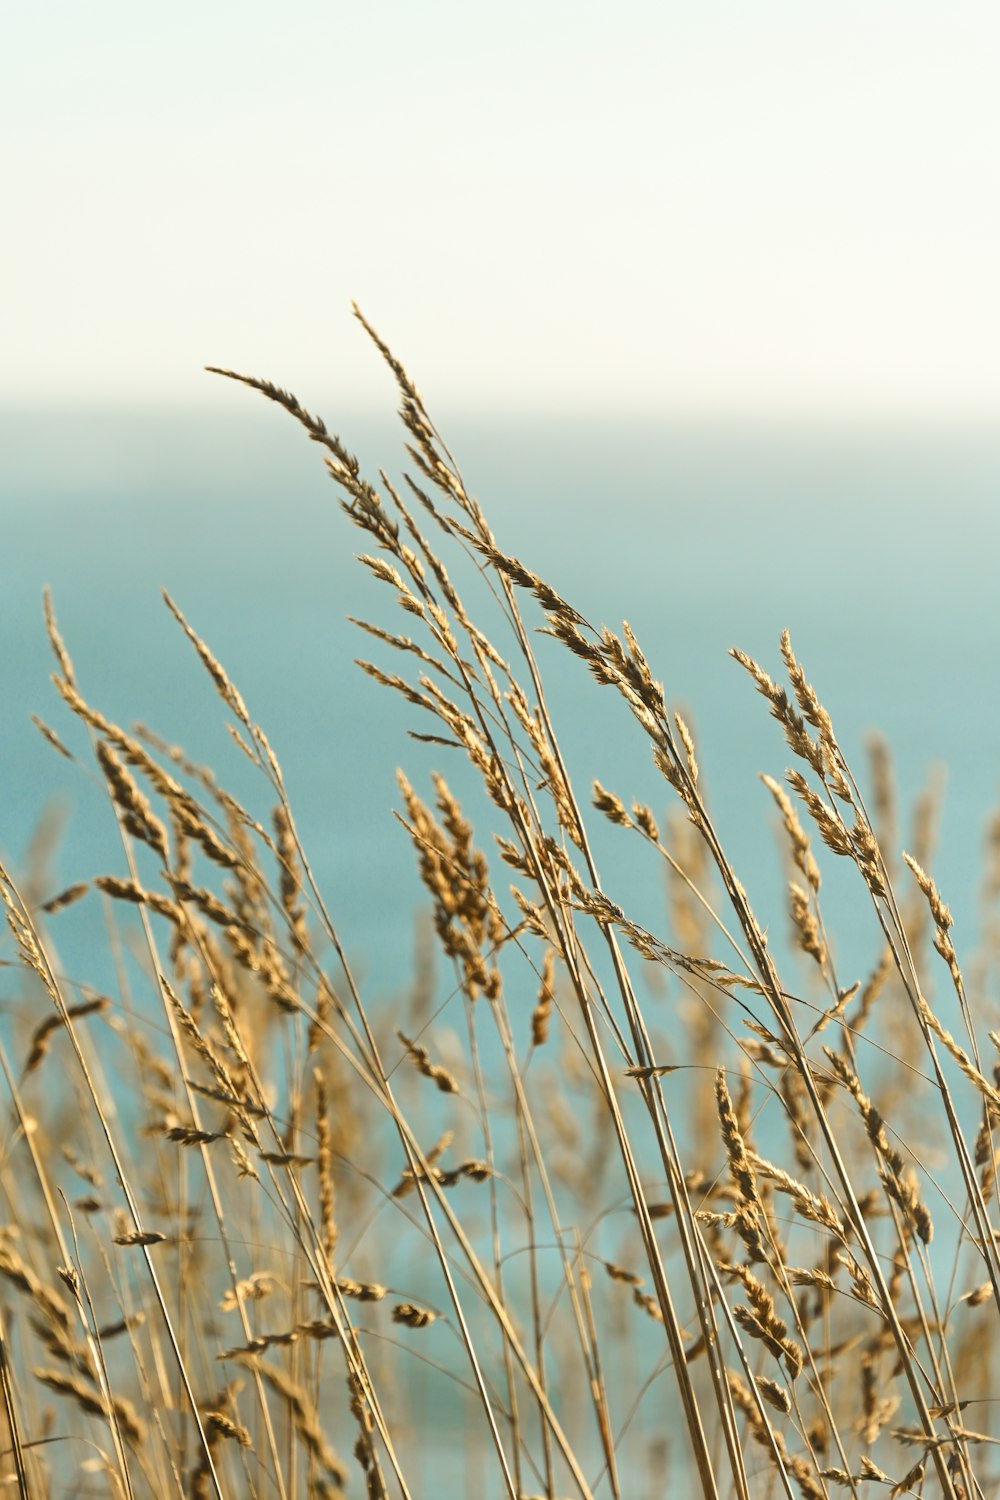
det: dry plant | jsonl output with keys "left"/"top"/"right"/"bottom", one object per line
{"left": 2, "top": 311, "right": 1000, "bottom": 1497}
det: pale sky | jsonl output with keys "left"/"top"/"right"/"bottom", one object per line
{"left": 6, "top": 1, "right": 1000, "bottom": 416}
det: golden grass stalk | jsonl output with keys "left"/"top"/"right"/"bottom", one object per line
{"left": 9, "top": 318, "right": 1000, "bottom": 1497}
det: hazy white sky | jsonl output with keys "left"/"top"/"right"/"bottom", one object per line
{"left": 6, "top": 1, "right": 1000, "bottom": 415}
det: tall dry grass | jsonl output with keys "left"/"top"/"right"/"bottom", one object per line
{"left": 2, "top": 312, "right": 1000, "bottom": 1497}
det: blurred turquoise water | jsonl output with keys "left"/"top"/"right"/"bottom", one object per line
{"left": 4, "top": 405, "right": 1000, "bottom": 1489}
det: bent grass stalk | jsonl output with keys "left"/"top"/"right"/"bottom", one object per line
{"left": 2, "top": 318, "right": 999, "bottom": 1497}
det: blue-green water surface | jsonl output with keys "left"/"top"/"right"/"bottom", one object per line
{"left": 3, "top": 405, "right": 1000, "bottom": 1493}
